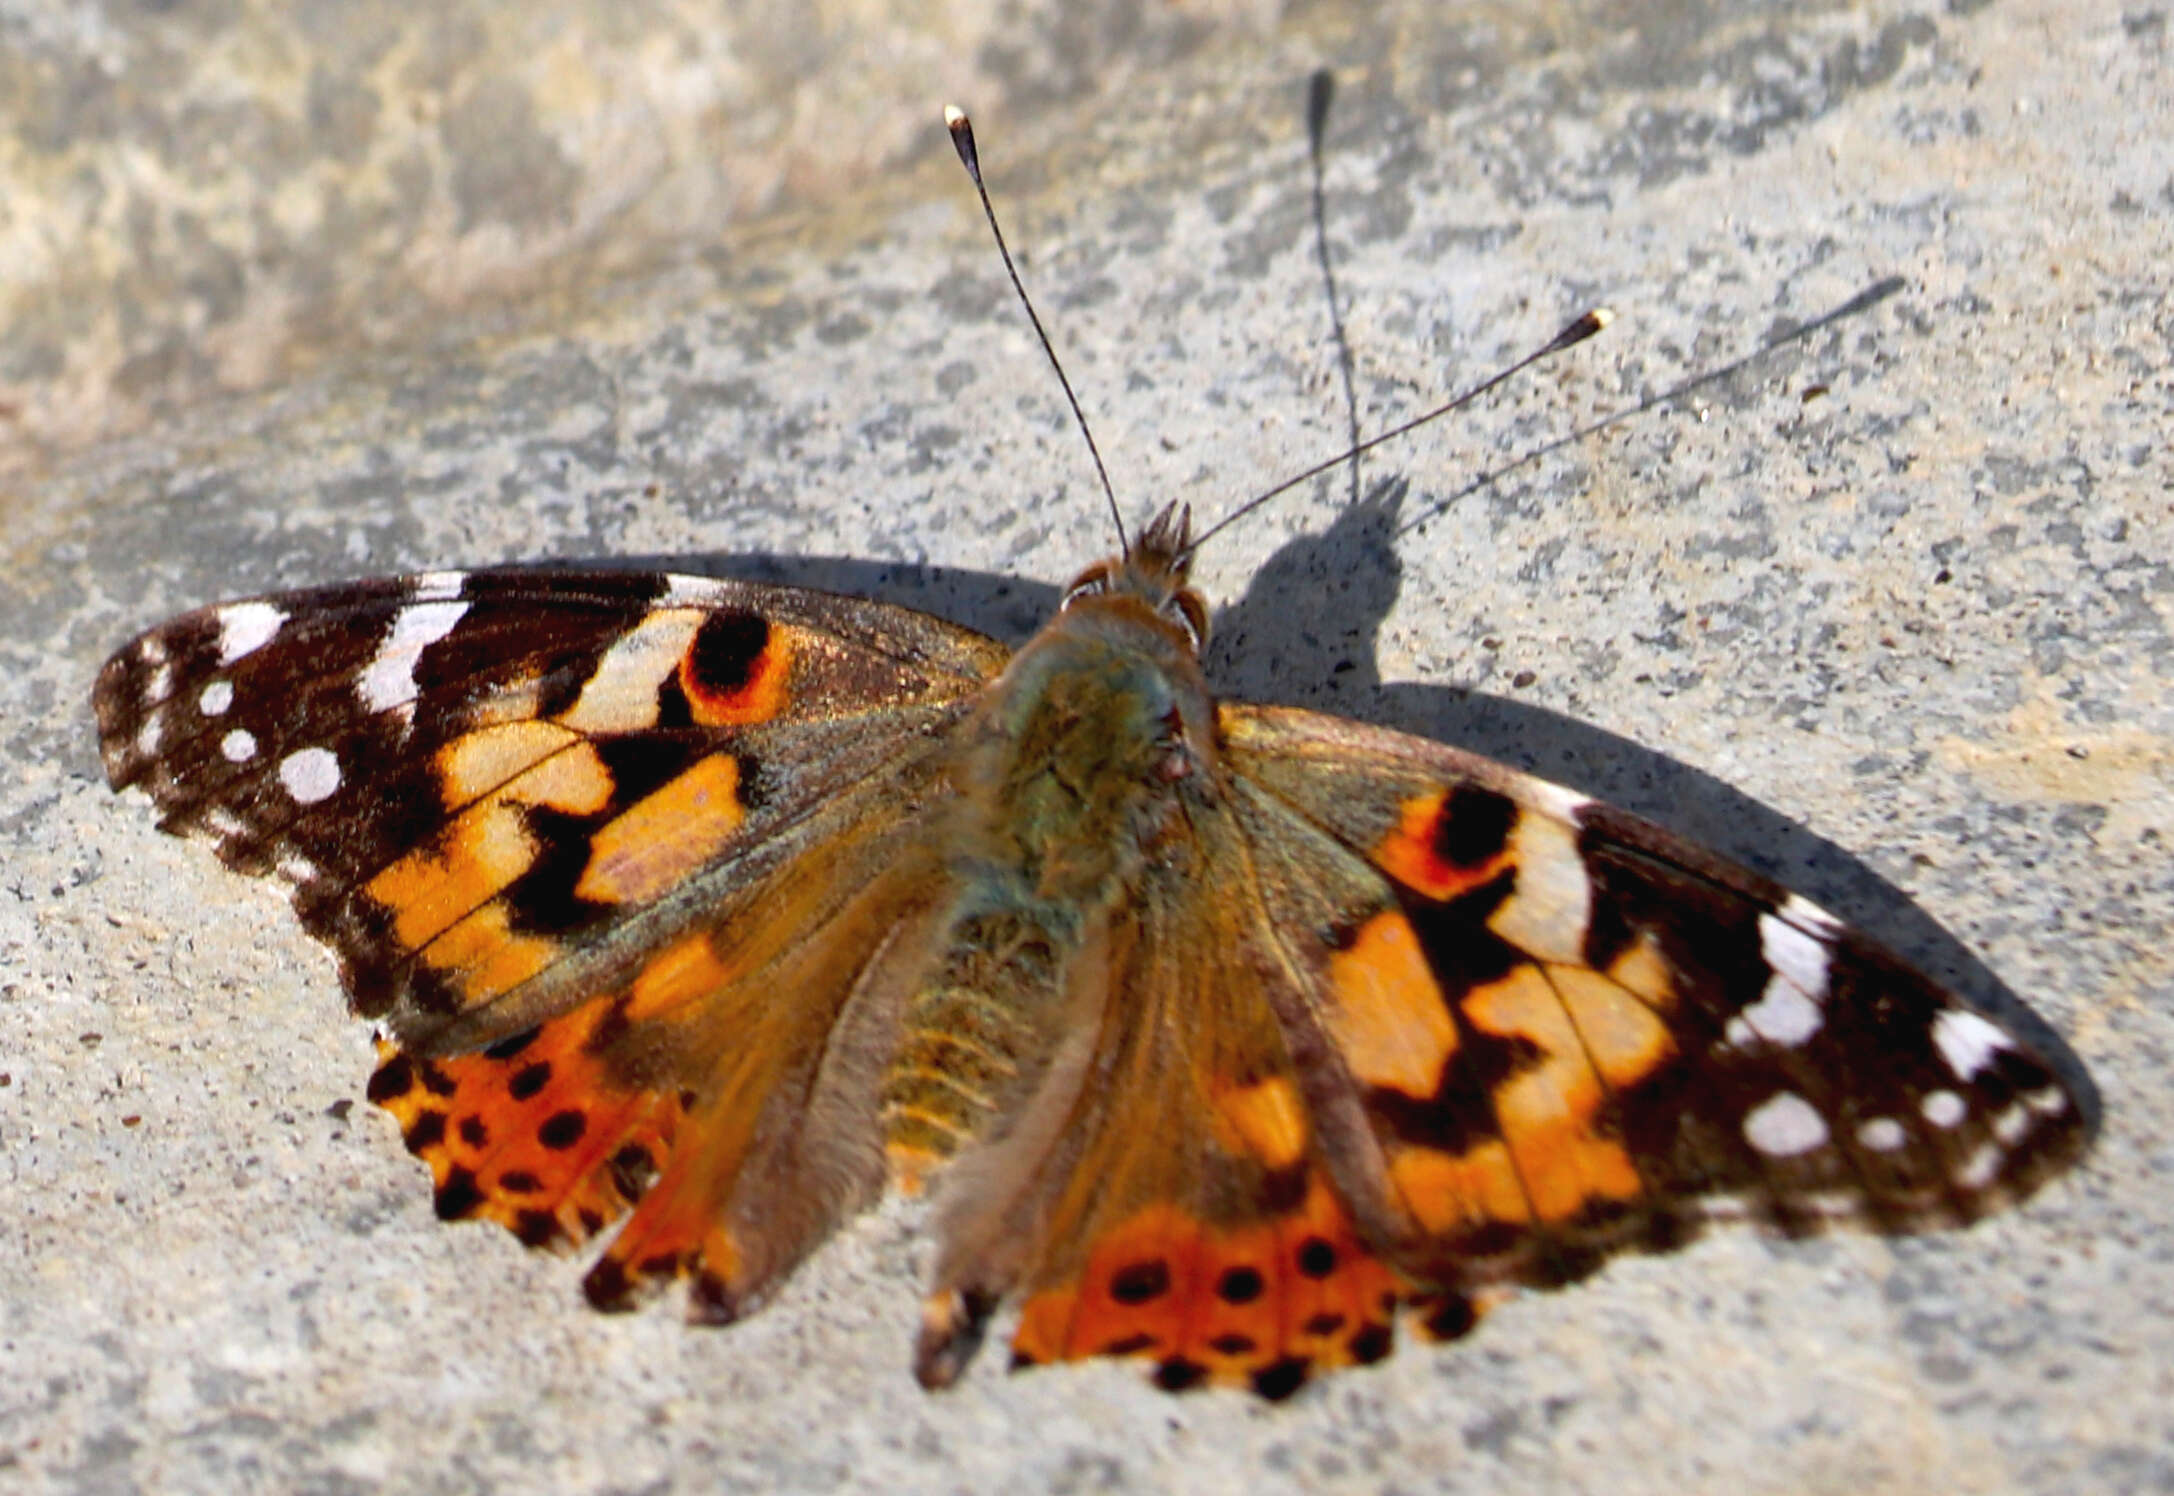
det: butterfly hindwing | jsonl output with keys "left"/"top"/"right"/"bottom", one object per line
{"left": 1221, "top": 703, "right": 2089, "bottom": 1293}
{"left": 911, "top": 796, "right": 1421, "bottom": 1398}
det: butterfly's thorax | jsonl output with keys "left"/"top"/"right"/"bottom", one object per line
{"left": 881, "top": 551, "right": 1220, "bottom": 1170}
{"left": 952, "top": 590, "right": 1218, "bottom": 908}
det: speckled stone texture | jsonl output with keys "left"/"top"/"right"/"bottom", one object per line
{"left": 2, "top": 0, "right": 2168, "bottom": 1491}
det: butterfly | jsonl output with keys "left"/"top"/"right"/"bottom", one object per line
{"left": 92, "top": 115, "right": 2089, "bottom": 1402}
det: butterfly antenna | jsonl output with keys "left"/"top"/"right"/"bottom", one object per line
{"left": 1394, "top": 274, "right": 1908, "bottom": 535}
{"left": 945, "top": 105, "right": 1128, "bottom": 554}
{"left": 1182, "top": 307, "right": 1613, "bottom": 562}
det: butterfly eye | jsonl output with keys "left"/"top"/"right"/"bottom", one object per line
{"left": 1061, "top": 563, "right": 1114, "bottom": 610}
{"left": 1165, "top": 591, "right": 1209, "bottom": 655}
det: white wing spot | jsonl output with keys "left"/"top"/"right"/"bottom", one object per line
{"left": 147, "top": 661, "right": 174, "bottom": 703}
{"left": 1520, "top": 779, "right": 1593, "bottom": 825}
{"left": 203, "top": 807, "right": 246, "bottom": 838}
{"left": 135, "top": 713, "right": 162, "bottom": 758}
{"left": 557, "top": 608, "right": 705, "bottom": 733}
{"left": 2024, "top": 1085, "right": 2069, "bottom": 1117}
{"left": 1795, "top": 1189, "right": 1862, "bottom": 1220}
{"left": 1955, "top": 1140, "right": 2005, "bottom": 1190}
{"left": 1726, "top": 915, "right": 1828, "bottom": 1049}
{"left": 1759, "top": 911, "right": 1830, "bottom": 1002}
{"left": 414, "top": 570, "right": 468, "bottom": 601}
{"left": 1991, "top": 1103, "right": 2037, "bottom": 1145}
{"left": 358, "top": 601, "right": 470, "bottom": 714}
{"left": 664, "top": 574, "right": 731, "bottom": 606}
{"left": 279, "top": 747, "right": 341, "bottom": 804}
{"left": 276, "top": 851, "right": 320, "bottom": 884}
{"left": 1857, "top": 1116, "right": 1907, "bottom": 1152}
{"left": 1743, "top": 1091, "right": 1829, "bottom": 1157}
{"left": 1484, "top": 808, "right": 1592, "bottom": 965}
{"left": 220, "top": 728, "right": 258, "bottom": 763}
{"left": 1933, "top": 1009, "right": 2013, "bottom": 1082}
{"left": 1777, "top": 891, "right": 1843, "bottom": 937}
{"left": 198, "top": 680, "right": 234, "bottom": 716}
{"left": 215, "top": 602, "right": 286, "bottom": 665}
{"left": 1921, "top": 1089, "right": 1967, "bottom": 1129}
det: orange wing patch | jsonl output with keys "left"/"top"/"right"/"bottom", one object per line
{"left": 575, "top": 754, "right": 748, "bottom": 906}
{"left": 1009, "top": 1175, "right": 1404, "bottom": 1398}
{"left": 580, "top": 1126, "right": 748, "bottom": 1324}
{"left": 1461, "top": 965, "right": 1658, "bottom": 1221}
{"left": 1371, "top": 786, "right": 1515, "bottom": 901}
{"left": 368, "top": 1001, "right": 684, "bottom": 1252}
{"left": 1390, "top": 1139, "right": 1533, "bottom": 1233}
{"left": 1368, "top": 961, "right": 1672, "bottom": 1236}
{"left": 1211, "top": 1077, "right": 1309, "bottom": 1170}
{"left": 1323, "top": 910, "right": 1457, "bottom": 1097}
{"left": 414, "top": 903, "right": 559, "bottom": 1009}
{"left": 364, "top": 737, "right": 616, "bottom": 1007}
{"left": 623, "top": 930, "right": 739, "bottom": 1023}
{"left": 436, "top": 720, "right": 587, "bottom": 807}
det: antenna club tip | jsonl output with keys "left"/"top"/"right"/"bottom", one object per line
{"left": 944, "top": 105, "right": 980, "bottom": 177}
{"left": 1547, "top": 306, "right": 1612, "bottom": 352}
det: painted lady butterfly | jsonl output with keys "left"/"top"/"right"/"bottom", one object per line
{"left": 93, "top": 110, "right": 2088, "bottom": 1401}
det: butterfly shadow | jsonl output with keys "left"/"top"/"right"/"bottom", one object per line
{"left": 610, "top": 496, "right": 2098, "bottom": 1136}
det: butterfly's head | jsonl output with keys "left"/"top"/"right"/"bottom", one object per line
{"left": 1060, "top": 501, "right": 1209, "bottom": 658}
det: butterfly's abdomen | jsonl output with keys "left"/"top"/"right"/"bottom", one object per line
{"left": 882, "top": 908, "right": 1068, "bottom": 1179}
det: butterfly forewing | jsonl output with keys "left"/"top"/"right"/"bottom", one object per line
{"left": 95, "top": 566, "right": 1008, "bottom": 1044}
{"left": 1221, "top": 702, "right": 2088, "bottom": 1292}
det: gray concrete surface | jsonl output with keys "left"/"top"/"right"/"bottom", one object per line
{"left": 3, "top": 0, "right": 2169, "bottom": 1491}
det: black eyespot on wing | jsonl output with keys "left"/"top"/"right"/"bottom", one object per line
{"left": 434, "top": 1166, "right": 484, "bottom": 1221}
{"left": 537, "top": 1110, "right": 587, "bottom": 1150}
{"left": 1110, "top": 1260, "right": 1172, "bottom": 1304}
{"left": 1153, "top": 1357, "right": 1207, "bottom": 1392}
{"left": 685, "top": 610, "right": 773, "bottom": 698}
{"left": 367, "top": 1053, "right": 415, "bottom": 1103}
{"left": 1252, "top": 1358, "right": 1310, "bottom": 1401}
{"left": 508, "top": 1062, "right": 552, "bottom": 1101}
{"left": 1432, "top": 785, "right": 1516, "bottom": 868}
{"left": 1217, "top": 1266, "right": 1266, "bottom": 1304}
{"left": 403, "top": 1110, "right": 446, "bottom": 1151}
{"left": 1348, "top": 1321, "right": 1393, "bottom": 1364}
